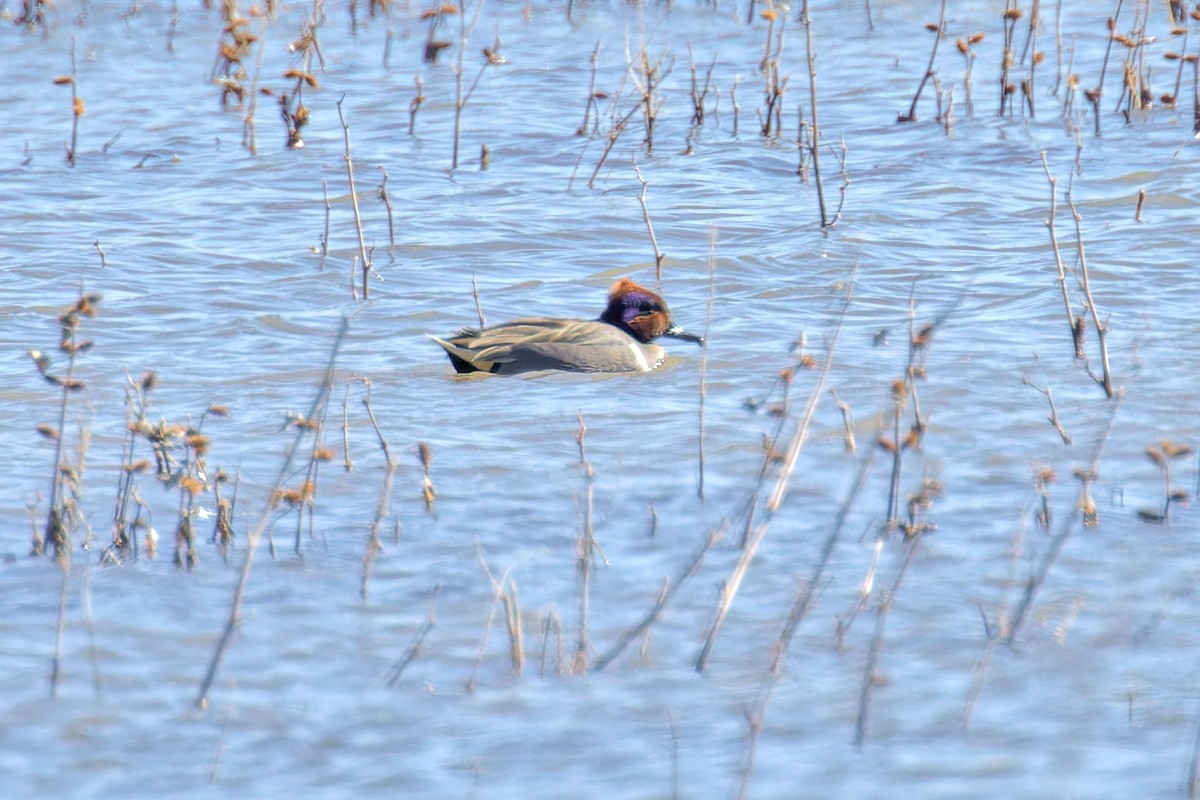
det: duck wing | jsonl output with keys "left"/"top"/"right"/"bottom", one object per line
{"left": 432, "top": 319, "right": 657, "bottom": 374}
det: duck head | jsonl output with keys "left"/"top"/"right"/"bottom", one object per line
{"left": 598, "top": 278, "right": 703, "bottom": 346}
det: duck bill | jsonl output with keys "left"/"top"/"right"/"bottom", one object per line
{"left": 663, "top": 323, "right": 704, "bottom": 346}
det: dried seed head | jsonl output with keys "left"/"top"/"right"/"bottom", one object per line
{"left": 1145, "top": 446, "right": 1166, "bottom": 466}
{"left": 142, "top": 371, "right": 158, "bottom": 391}
{"left": 1004, "top": 8, "right": 1022, "bottom": 19}
{"left": 968, "top": 32, "right": 986, "bottom": 44}
{"left": 418, "top": 442, "right": 433, "bottom": 471}
{"left": 1161, "top": 440, "right": 1193, "bottom": 458}
{"left": 925, "top": 22, "right": 939, "bottom": 31}
{"left": 956, "top": 38, "right": 968, "bottom": 55}
{"left": 207, "top": 404, "right": 230, "bottom": 417}
{"left": 36, "top": 424, "right": 60, "bottom": 441}
{"left": 179, "top": 476, "right": 205, "bottom": 495}
{"left": 186, "top": 434, "right": 211, "bottom": 456}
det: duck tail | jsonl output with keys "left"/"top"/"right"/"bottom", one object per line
{"left": 428, "top": 335, "right": 493, "bottom": 374}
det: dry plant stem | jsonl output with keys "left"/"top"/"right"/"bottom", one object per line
{"left": 1089, "top": 0, "right": 1125, "bottom": 135}
{"left": 1189, "top": 701, "right": 1200, "bottom": 799}
{"left": 573, "top": 413, "right": 596, "bottom": 674}
{"left": 468, "top": 557, "right": 513, "bottom": 690}
{"left": 899, "top": 0, "right": 946, "bottom": 122}
{"left": 1066, "top": 185, "right": 1115, "bottom": 398}
{"left": 450, "top": 0, "right": 487, "bottom": 170}
{"left": 770, "top": 448, "right": 875, "bottom": 674}
{"left": 884, "top": 295, "right": 916, "bottom": 527}
{"left": 697, "top": 228, "right": 716, "bottom": 500}
{"left": 1041, "top": 152, "right": 1085, "bottom": 358}
{"left": 195, "top": 318, "right": 349, "bottom": 710}
{"left": 377, "top": 166, "right": 395, "bottom": 249}
{"left": 49, "top": 565, "right": 69, "bottom": 699}
{"left": 696, "top": 283, "right": 853, "bottom": 672}
{"left": 386, "top": 609, "right": 436, "bottom": 688}
{"left": 1003, "top": 395, "right": 1122, "bottom": 644}
{"left": 242, "top": 18, "right": 268, "bottom": 155}
{"left": 319, "top": 180, "right": 331, "bottom": 266}
{"left": 341, "top": 385, "right": 353, "bottom": 472}
{"left": 67, "top": 36, "right": 79, "bottom": 165}
{"left": 831, "top": 387, "right": 855, "bottom": 451}
{"left": 1024, "top": 378, "right": 1071, "bottom": 444}
{"left": 853, "top": 534, "right": 920, "bottom": 749}
{"left": 733, "top": 451, "right": 876, "bottom": 794}
{"left": 577, "top": 40, "right": 601, "bottom": 135}
{"left": 502, "top": 580, "right": 523, "bottom": 675}
{"left": 737, "top": 706, "right": 764, "bottom": 800}
{"left": 471, "top": 274, "right": 487, "bottom": 328}
{"left": 335, "top": 97, "right": 371, "bottom": 300}
{"left": 408, "top": 73, "right": 424, "bottom": 134}
{"left": 359, "top": 379, "right": 396, "bottom": 601}
{"left": 632, "top": 157, "right": 664, "bottom": 277}
{"left": 591, "top": 521, "right": 726, "bottom": 671}
{"left": 586, "top": 103, "right": 640, "bottom": 189}
{"left": 93, "top": 240, "right": 106, "bottom": 268}
{"left": 799, "top": 0, "right": 829, "bottom": 228}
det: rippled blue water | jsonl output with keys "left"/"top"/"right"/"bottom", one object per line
{"left": 2, "top": 0, "right": 1199, "bottom": 796}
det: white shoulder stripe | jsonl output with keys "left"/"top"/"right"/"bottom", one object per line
{"left": 627, "top": 342, "right": 652, "bottom": 372}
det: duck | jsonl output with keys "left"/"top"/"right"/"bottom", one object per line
{"left": 431, "top": 278, "right": 703, "bottom": 374}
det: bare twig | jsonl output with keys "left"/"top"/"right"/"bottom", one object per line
{"left": 1003, "top": 396, "right": 1122, "bottom": 644}
{"left": 1041, "top": 152, "right": 1086, "bottom": 358}
{"left": 898, "top": 0, "right": 947, "bottom": 122}
{"left": 335, "top": 96, "right": 371, "bottom": 300}
{"left": 799, "top": 0, "right": 829, "bottom": 227}
{"left": 1066, "top": 182, "right": 1115, "bottom": 398}
{"left": 696, "top": 281, "right": 853, "bottom": 671}
{"left": 196, "top": 318, "right": 349, "bottom": 710}
{"left": 632, "top": 157, "right": 664, "bottom": 278}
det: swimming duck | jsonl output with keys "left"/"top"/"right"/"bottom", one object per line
{"left": 431, "top": 278, "right": 703, "bottom": 374}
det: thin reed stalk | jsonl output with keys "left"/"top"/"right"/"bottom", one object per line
{"left": 195, "top": 318, "right": 349, "bottom": 710}
{"left": 49, "top": 565, "right": 69, "bottom": 699}
{"left": 573, "top": 413, "right": 596, "bottom": 674}
{"left": 632, "top": 157, "right": 664, "bottom": 278}
{"left": 386, "top": 601, "right": 437, "bottom": 688}
{"left": 696, "top": 283, "right": 853, "bottom": 672}
{"left": 335, "top": 96, "right": 371, "bottom": 300}
{"left": 697, "top": 228, "right": 716, "bottom": 500}
{"left": 592, "top": 521, "right": 726, "bottom": 671}
{"left": 1041, "top": 152, "right": 1086, "bottom": 358}
{"left": 1003, "top": 396, "right": 1122, "bottom": 644}
{"left": 359, "top": 378, "right": 396, "bottom": 601}
{"left": 898, "top": 0, "right": 947, "bottom": 122}
{"left": 1066, "top": 183, "right": 1115, "bottom": 398}
{"left": 853, "top": 534, "right": 919, "bottom": 749}
{"left": 467, "top": 557, "right": 513, "bottom": 691}
{"left": 799, "top": 0, "right": 829, "bottom": 227}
